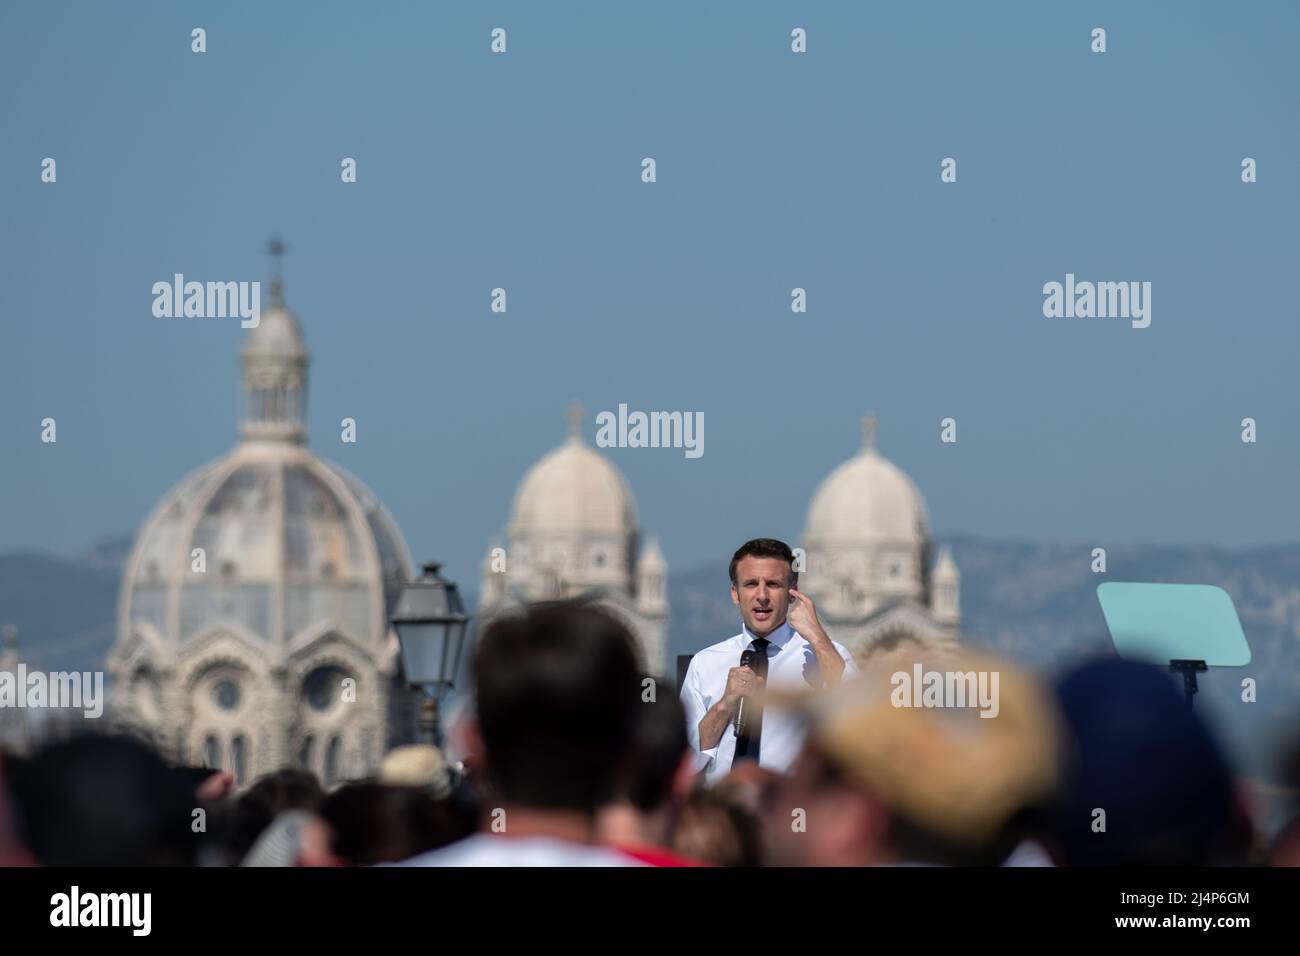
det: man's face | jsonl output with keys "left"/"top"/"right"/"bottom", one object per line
{"left": 731, "top": 555, "right": 794, "bottom": 638}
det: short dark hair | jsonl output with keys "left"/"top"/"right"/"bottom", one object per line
{"left": 617, "top": 680, "right": 689, "bottom": 814}
{"left": 8, "top": 734, "right": 199, "bottom": 866}
{"left": 473, "top": 600, "right": 642, "bottom": 813}
{"left": 728, "top": 538, "right": 798, "bottom": 587}
{"left": 225, "top": 768, "right": 325, "bottom": 861}
{"left": 321, "top": 782, "right": 473, "bottom": 865}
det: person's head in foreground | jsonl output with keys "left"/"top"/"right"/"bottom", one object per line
{"left": 7, "top": 733, "right": 200, "bottom": 866}
{"left": 0, "top": 754, "right": 35, "bottom": 866}
{"left": 1047, "top": 656, "right": 1250, "bottom": 866}
{"left": 1269, "top": 735, "right": 1300, "bottom": 867}
{"left": 224, "top": 767, "right": 325, "bottom": 865}
{"left": 399, "top": 599, "right": 644, "bottom": 865}
{"left": 671, "top": 784, "right": 763, "bottom": 867}
{"left": 596, "top": 679, "right": 703, "bottom": 864}
{"left": 1269, "top": 816, "right": 1300, "bottom": 867}
{"left": 764, "top": 644, "right": 1063, "bottom": 867}
{"left": 320, "top": 782, "right": 472, "bottom": 865}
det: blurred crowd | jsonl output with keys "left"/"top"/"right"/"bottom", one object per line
{"left": 1, "top": 599, "right": 1298, "bottom": 868}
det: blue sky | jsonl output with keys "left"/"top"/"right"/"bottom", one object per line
{"left": 2, "top": 1, "right": 1298, "bottom": 583}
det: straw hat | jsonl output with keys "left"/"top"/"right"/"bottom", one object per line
{"left": 794, "top": 645, "right": 1063, "bottom": 848}
{"left": 378, "top": 745, "right": 452, "bottom": 798}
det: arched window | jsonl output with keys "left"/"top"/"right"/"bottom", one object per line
{"left": 231, "top": 734, "right": 248, "bottom": 787}
{"left": 304, "top": 666, "right": 349, "bottom": 713}
{"left": 203, "top": 735, "right": 221, "bottom": 770}
{"left": 298, "top": 734, "right": 315, "bottom": 773}
{"left": 324, "top": 735, "right": 341, "bottom": 787}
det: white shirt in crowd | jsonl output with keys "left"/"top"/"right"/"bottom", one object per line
{"left": 395, "top": 834, "right": 645, "bottom": 867}
{"left": 680, "top": 619, "right": 858, "bottom": 787}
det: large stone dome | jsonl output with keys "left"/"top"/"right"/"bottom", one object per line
{"left": 508, "top": 413, "right": 638, "bottom": 538}
{"left": 480, "top": 406, "right": 668, "bottom": 674}
{"left": 119, "top": 443, "right": 412, "bottom": 649}
{"left": 799, "top": 416, "right": 944, "bottom": 633}
{"left": 804, "top": 442, "right": 930, "bottom": 548}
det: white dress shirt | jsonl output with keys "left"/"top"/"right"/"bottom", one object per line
{"left": 679, "top": 619, "right": 858, "bottom": 786}
{"left": 392, "top": 834, "right": 645, "bottom": 867}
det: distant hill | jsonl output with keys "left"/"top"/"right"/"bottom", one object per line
{"left": 4, "top": 532, "right": 1299, "bottom": 787}
{"left": 0, "top": 534, "right": 130, "bottom": 674}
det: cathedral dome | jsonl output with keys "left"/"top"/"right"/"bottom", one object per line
{"left": 508, "top": 409, "right": 638, "bottom": 538}
{"left": 117, "top": 256, "right": 412, "bottom": 651}
{"left": 797, "top": 416, "right": 958, "bottom": 654}
{"left": 110, "top": 242, "right": 418, "bottom": 787}
{"left": 482, "top": 405, "right": 667, "bottom": 674}
{"left": 120, "top": 441, "right": 412, "bottom": 649}
{"left": 804, "top": 418, "right": 930, "bottom": 548}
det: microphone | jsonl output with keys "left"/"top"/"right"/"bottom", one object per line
{"left": 733, "top": 648, "right": 757, "bottom": 737}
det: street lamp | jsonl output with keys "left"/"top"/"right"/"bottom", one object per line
{"left": 391, "top": 561, "right": 470, "bottom": 746}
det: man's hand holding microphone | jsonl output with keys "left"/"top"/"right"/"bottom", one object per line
{"left": 696, "top": 657, "right": 766, "bottom": 752}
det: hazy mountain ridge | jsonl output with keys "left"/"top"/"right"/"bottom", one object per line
{"left": 0, "top": 536, "right": 128, "bottom": 673}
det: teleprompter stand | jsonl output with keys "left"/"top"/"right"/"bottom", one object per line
{"left": 1168, "top": 659, "right": 1208, "bottom": 707}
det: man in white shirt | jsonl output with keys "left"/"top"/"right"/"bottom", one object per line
{"left": 680, "top": 538, "right": 858, "bottom": 786}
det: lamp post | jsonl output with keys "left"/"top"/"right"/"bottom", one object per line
{"left": 391, "top": 562, "right": 470, "bottom": 747}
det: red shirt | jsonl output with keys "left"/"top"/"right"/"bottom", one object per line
{"left": 614, "top": 844, "right": 710, "bottom": 867}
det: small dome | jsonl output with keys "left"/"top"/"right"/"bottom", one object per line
{"left": 508, "top": 423, "right": 638, "bottom": 537}
{"left": 640, "top": 536, "right": 666, "bottom": 571}
{"left": 242, "top": 301, "right": 307, "bottom": 361}
{"left": 804, "top": 427, "right": 929, "bottom": 548}
{"left": 934, "top": 545, "right": 959, "bottom": 581}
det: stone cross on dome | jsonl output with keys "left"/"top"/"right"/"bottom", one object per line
{"left": 861, "top": 413, "right": 878, "bottom": 452}
{"left": 267, "top": 236, "right": 286, "bottom": 304}
{"left": 567, "top": 402, "right": 584, "bottom": 441}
